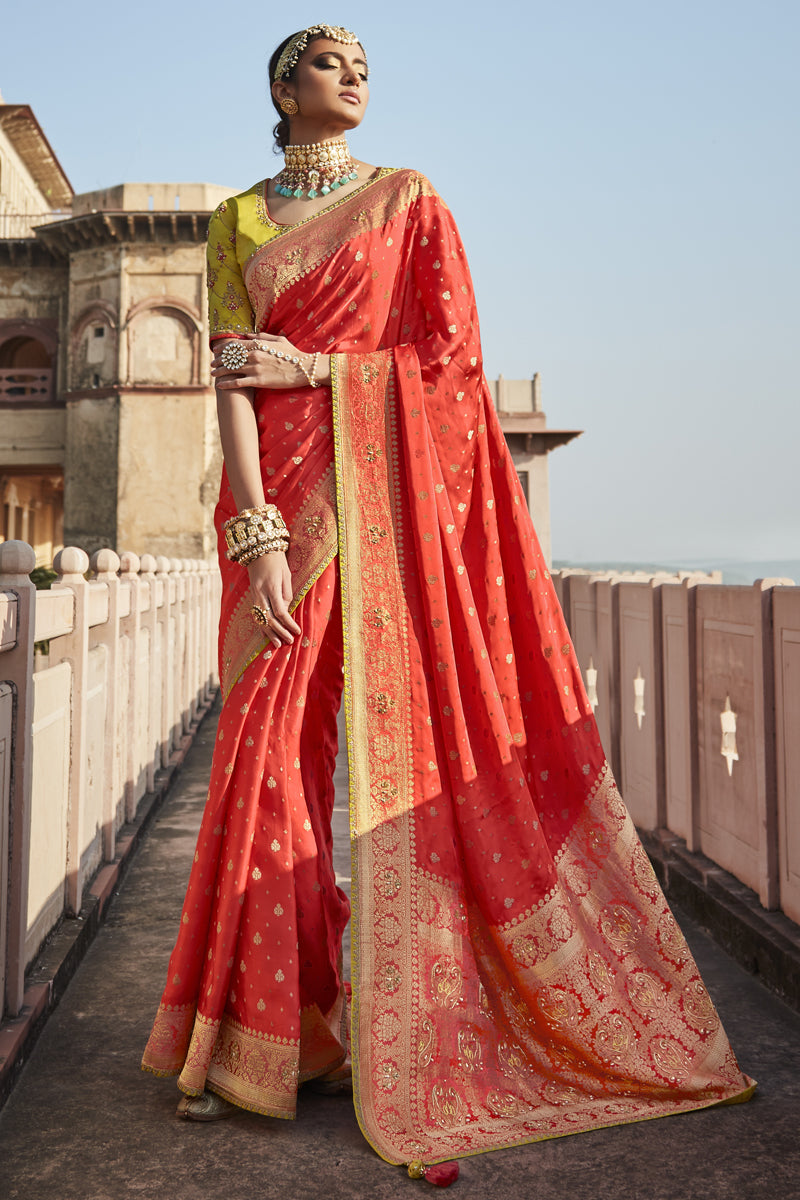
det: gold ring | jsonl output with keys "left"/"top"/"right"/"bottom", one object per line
{"left": 251, "top": 604, "right": 272, "bottom": 628}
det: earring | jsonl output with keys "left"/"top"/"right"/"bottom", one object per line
{"left": 279, "top": 98, "right": 299, "bottom": 116}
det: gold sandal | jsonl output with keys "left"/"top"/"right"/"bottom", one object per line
{"left": 176, "top": 1091, "right": 239, "bottom": 1121}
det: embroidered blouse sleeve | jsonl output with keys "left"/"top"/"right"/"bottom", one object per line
{"left": 206, "top": 199, "right": 256, "bottom": 343}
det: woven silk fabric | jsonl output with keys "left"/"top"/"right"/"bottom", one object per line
{"left": 143, "top": 169, "right": 753, "bottom": 1159}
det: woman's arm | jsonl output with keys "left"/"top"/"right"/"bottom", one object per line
{"left": 216, "top": 385, "right": 266, "bottom": 512}
{"left": 212, "top": 333, "right": 332, "bottom": 390}
{"left": 215, "top": 381, "right": 301, "bottom": 647}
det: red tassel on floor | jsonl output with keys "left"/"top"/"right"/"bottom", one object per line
{"left": 424, "top": 1162, "right": 460, "bottom": 1187}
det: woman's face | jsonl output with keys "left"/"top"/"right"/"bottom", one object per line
{"left": 278, "top": 38, "right": 369, "bottom": 130}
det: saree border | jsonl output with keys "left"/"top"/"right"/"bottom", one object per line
{"left": 331, "top": 351, "right": 377, "bottom": 1153}
{"left": 252, "top": 168, "right": 400, "bottom": 239}
{"left": 332, "top": 351, "right": 420, "bottom": 1166}
{"left": 220, "top": 462, "right": 339, "bottom": 699}
{"left": 243, "top": 169, "right": 436, "bottom": 323}
{"left": 331, "top": 354, "right": 755, "bottom": 1169}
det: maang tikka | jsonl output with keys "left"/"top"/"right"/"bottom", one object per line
{"left": 273, "top": 24, "right": 361, "bottom": 81}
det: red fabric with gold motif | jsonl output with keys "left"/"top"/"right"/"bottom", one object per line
{"left": 143, "top": 169, "right": 753, "bottom": 1157}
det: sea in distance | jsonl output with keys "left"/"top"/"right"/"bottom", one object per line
{"left": 552, "top": 559, "right": 800, "bottom": 586}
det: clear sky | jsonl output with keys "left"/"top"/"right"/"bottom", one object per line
{"left": 1, "top": 0, "right": 797, "bottom": 566}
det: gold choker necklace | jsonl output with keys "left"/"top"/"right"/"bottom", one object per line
{"left": 274, "top": 138, "right": 359, "bottom": 200}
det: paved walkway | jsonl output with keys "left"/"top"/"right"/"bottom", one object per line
{"left": 1, "top": 701, "right": 799, "bottom": 1200}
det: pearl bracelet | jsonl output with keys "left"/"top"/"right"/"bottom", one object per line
{"left": 298, "top": 352, "right": 321, "bottom": 388}
{"left": 256, "top": 342, "right": 320, "bottom": 388}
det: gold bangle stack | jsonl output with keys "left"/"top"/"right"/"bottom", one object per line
{"left": 223, "top": 504, "right": 290, "bottom": 565}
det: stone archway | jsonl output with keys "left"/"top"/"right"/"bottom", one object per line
{"left": 124, "top": 297, "right": 202, "bottom": 386}
{"left": 69, "top": 302, "right": 118, "bottom": 390}
{"left": 0, "top": 329, "right": 54, "bottom": 401}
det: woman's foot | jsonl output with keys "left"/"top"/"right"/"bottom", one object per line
{"left": 176, "top": 1090, "right": 239, "bottom": 1121}
{"left": 306, "top": 1062, "right": 353, "bottom": 1095}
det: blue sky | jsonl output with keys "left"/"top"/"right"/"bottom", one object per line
{"left": 2, "top": 0, "right": 797, "bottom": 565}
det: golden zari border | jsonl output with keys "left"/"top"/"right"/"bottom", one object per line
{"left": 244, "top": 170, "right": 435, "bottom": 324}
{"left": 145, "top": 997, "right": 348, "bottom": 1119}
{"left": 331, "top": 351, "right": 753, "bottom": 1168}
{"left": 220, "top": 462, "right": 338, "bottom": 698}
{"left": 332, "top": 351, "right": 419, "bottom": 1165}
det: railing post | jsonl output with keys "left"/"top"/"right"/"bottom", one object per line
{"left": 156, "top": 557, "right": 174, "bottom": 768}
{"left": 172, "top": 558, "right": 189, "bottom": 740}
{"left": 0, "top": 540, "right": 36, "bottom": 1018}
{"left": 772, "top": 584, "right": 800, "bottom": 923}
{"left": 756, "top": 580, "right": 780, "bottom": 910}
{"left": 51, "top": 546, "right": 90, "bottom": 916}
{"left": 119, "top": 552, "right": 142, "bottom": 821}
{"left": 90, "top": 549, "right": 121, "bottom": 861}
{"left": 139, "top": 554, "right": 159, "bottom": 793}
{"left": 186, "top": 559, "right": 199, "bottom": 726}
{"left": 201, "top": 559, "right": 214, "bottom": 701}
{"left": 213, "top": 562, "right": 221, "bottom": 688}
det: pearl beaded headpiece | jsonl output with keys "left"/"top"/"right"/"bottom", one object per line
{"left": 273, "top": 24, "right": 362, "bottom": 82}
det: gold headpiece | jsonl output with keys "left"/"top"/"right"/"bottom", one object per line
{"left": 273, "top": 25, "right": 361, "bottom": 81}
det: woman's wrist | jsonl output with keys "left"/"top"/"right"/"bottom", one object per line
{"left": 295, "top": 352, "right": 331, "bottom": 388}
{"left": 314, "top": 354, "right": 332, "bottom": 385}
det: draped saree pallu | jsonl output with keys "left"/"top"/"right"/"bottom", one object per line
{"left": 142, "top": 167, "right": 754, "bottom": 1159}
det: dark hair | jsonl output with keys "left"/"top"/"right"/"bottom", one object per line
{"left": 269, "top": 31, "right": 343, "bottom": 152}
{"left": 268, "top": 32, "right": 301, "bottom": 153}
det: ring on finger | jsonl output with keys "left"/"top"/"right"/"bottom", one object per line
{"left": 220, "top": 342, "right": 250, "bottom": 371}
{"left": 251, "top": 603, "right": 272, "bottom": 628}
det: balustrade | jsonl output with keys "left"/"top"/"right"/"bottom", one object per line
{"left": 2, "top": 544, "right": 796, "bottom": 1016}
{"left": 556, "top": 569, "right": 800, "bottom": 922}
{"left": 0, "top": 367, "right": 54, "bottom": 403}
{"left": 0, "top": 540, "right": 220, "bottom": 1018}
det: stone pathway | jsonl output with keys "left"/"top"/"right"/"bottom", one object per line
{"left": 1, "top": 701, "right": 799, "bottom": 1200}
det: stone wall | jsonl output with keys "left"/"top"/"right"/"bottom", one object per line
{"left": 554, "top": 569, "right": 800, "bottom": 922}
{"left": 1, "top": 187, "right": 229, "bottom": 561}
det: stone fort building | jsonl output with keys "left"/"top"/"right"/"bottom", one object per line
{"left": 0, "top": 91, "right": 577, "bottom": 566}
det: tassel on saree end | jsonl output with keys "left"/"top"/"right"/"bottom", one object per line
{"left": 407, "top": 1161, "right": 460, "bottom": 1187}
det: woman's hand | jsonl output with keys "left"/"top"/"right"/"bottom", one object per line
{"left": 248, "top": 550, "right": 302, "bottom": 646}
{"left": 212, "top": 334, "right": 331, "bottom": 390}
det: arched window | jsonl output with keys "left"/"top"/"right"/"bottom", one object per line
{"left": 70, "top": 305, "right": 117, "bottom": 390}
{"left": 0, "top": 336, "right": 51, "bottom": 368}
{"left": 0, "top": 335, "right": 53, "bottom": 400}
{"left": 125, "top": 298, "right": 202, "bottom": 386}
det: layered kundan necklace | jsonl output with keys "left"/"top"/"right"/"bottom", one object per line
{"left": 273, "top": 137, "right": 359, "bottom": 199}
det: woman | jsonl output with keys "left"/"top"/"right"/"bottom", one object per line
{"left": 143, "top": 23, "right": 754, "bottom": 1179}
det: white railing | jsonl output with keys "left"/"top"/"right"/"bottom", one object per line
{"left": 0, "top": 541, "right": 221, "bottom": 1018}
{"left": 553, "top": 569, "right": 800, "bottom": 925}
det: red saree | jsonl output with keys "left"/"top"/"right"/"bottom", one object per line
{"left": 143, "top": 168, "right": 754, "bottom": 1164}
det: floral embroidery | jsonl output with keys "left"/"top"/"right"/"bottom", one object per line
{"left": 224, "top": 281, "right": 243, "bottom": 312}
